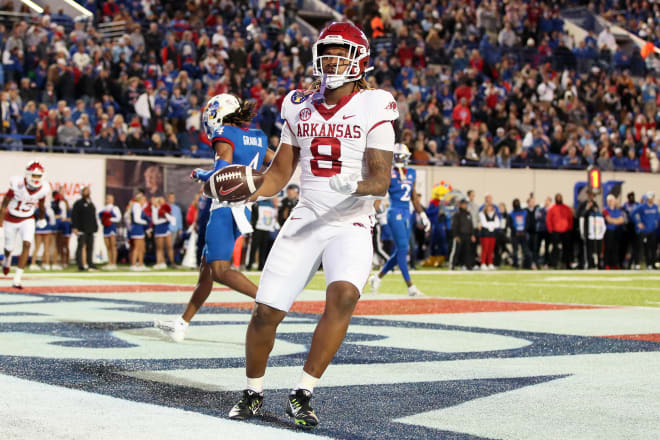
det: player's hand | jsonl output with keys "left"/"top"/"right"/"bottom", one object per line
{"left": 419, "top": 211, "right": 431, "bottom": 233}
{"left": 36, "top": 218, "right": 47, "bottom": 229}
{"left": 329, "top": 174, "right": 358, "bottom": 195}
{"left": 72, "top": 228, "right": 79, "bottom": 235}
{"left": 376, "top": 211, "right": 387, "bottom": 225}
{"left": 638, "top": 222, "right": 644, "bottom": 230}
{"left": 191, "top": 169, "right": 204, "bottom": 183}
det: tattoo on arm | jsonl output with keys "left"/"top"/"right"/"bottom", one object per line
{"left": 355, "top": 148, "right": 392, "bottom": 197}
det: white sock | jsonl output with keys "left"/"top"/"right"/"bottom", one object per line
{"left": 3, "top": 256, "right": 9, "bottom": 267}
{"left": 13, "top": 268, "right": 23, "bottom": 284}
{"left": 246, "top": 376, "right": 264, "bottom": 394}
{"left": 177, "top": 316, "right": 189, "bottom": 327}
{"left": 294, "top": 371, "right": 319, "bottom": 393}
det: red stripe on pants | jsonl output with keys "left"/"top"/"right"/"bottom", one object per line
{"left": 480, "top": 236, "right": 496, "bottom": 265}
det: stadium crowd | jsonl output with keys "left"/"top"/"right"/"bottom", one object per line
{"left": 0, "top": 0, "right": 658, "bottom": 171}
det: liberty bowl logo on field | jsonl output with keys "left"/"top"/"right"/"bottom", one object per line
{"left": 299, "top": 108, "right": 311, "bottom": 121}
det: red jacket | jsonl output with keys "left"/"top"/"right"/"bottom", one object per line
{"left": 546, "top": 203, "right": 573, "bottom": 233}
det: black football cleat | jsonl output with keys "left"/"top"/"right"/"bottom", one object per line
{"left": 286, "top": 389, "right": 319, "bottom": 429}
{"left": 228, "top": 389, "right": 263, "bottom": 420}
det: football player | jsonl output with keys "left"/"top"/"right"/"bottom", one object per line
{"left": 227, "top": 22, "right": 397, "bottom": 429}
{"left": 0, "top": 160, "right": 49, "bottom": 288}
{"left": 368, "top": 143, "right": 429, "bottom": 296}
{"left": 98, "top": 194, "right": 122, "bottom": 270}
{"left": 154, "top": 93, "right": 274, "bottom": 342}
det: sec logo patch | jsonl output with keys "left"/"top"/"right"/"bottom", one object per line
{"left": 299, "top": 108, "right": 311, "bottom": 121}
{"left": 291, "top": 91, "right": 308, "bottom": 104}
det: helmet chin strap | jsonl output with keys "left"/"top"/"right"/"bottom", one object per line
{"left": 312, "top": 74, "right": 327, "bottom": 102}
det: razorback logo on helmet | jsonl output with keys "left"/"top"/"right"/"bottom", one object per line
{"left": 385, "top": 101, "right": 397, "bottom": 111}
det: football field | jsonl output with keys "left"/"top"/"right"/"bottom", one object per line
{"left": 1, "top": 269, "right": 659, "bottom": 439}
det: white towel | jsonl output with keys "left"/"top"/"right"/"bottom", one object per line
{"left": 231, "top": 205, "right": 253, "bottom": 234}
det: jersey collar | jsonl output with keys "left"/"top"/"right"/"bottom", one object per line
{"left": 312, "top": 90, "right": 360, "bottom": 121}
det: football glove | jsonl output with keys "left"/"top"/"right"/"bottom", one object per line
{"left": 191, "top": 168, "right": 205, "bottom": 183}
{"left": 329, "top": 174, "right": 359, "bottom": 195}
{"left": 419, "top": 211, "right": 431, "bottom": 233}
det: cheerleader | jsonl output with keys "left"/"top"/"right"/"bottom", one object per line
{"left": 98, "top": 194, "right": 122, "bottom": 270}
{"left": 151, "top": 196, "right": 176, "bottom": 269}
{"left": 52, "top": 190, "right": 71, "bottom": 268}
{"left": 30, "top": 205, "right": 56, "bottom": 270}
{"left": 129, "top": 192, "right": 150, "bottom": 271}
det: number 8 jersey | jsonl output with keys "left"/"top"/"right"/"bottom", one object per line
{"left": 281, "top": 88, "right": 399, "bottom": 222}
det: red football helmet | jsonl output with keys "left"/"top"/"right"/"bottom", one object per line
{"left": 312, "top": 22, "right": 370, "bottom": 89}
{"left": 25, "top": 160, "right": 45, "bottom": 190}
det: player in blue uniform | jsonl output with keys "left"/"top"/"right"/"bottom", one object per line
{"left": 155, "top": 93, "right": 274, "bottom": 341}
{"left": 369, "top": 144, "right": 430, "bottom": 296}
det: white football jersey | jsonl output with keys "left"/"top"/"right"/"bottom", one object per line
{"left": 281, "top": 88, "right": 399, "bottom": 222}
{"left": 4, "top": 176, "right": 49, "bottom": 222}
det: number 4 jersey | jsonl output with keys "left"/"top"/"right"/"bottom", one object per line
{"left": 281, "top": 88, "right": 399, "bottom": 222}
{"left": 4, "top": 176, "right": 49, "bottom": 223}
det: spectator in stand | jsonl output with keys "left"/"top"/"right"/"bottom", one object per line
{"left": 632, "top": 192, "right": 659, "bottom": 269}
{"left": 546, "top": 193, "right": 573, "bottom": 269}
{"left": 479, "top": 195, "right": 500, "bottom": 270}
{"left": 71, "top": 186, "right": 98, "bottom": 271}
{"left": 603, "top": 194, "right": 625, "bottom": 269}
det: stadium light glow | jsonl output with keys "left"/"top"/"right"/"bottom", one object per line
{"left": 588, "top": 167, "right": 601, "bottom": 192}
{"left": 61, "top": 0, "right": 94, "bottom": 17}
{"left": 21, "top": 0, "right": 43, "bottom": 13}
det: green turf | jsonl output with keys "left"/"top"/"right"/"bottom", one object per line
{"left": 49, "top": 269, "right": 660, "bottom": 308}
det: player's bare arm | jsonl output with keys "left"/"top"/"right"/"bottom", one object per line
{"left": 249, "top": 143, "right": 300, "bottom": 200}
{"left": 355, "top": 148, "right": 392, "bottom": 197}
{"left": 37, "top": 198, "right": 46, "bottom": 219}
{"left": 0, "top": 194, "right": 9, "bottom": 225}
{"left": 264, "top": 148, "right": 276, "bottom": 165}
{"left": 214, "top": 141, "right": 233, "bottom": 163}
{"left": 412, "top": 179, "right": 424, "bottom": 213}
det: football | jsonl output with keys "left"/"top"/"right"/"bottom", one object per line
{"left": 203, "top": 164, "right": 264, "bottom": 203}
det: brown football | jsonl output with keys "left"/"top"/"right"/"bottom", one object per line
{"left": 202, "top": 164, "right": 264, "bottom": 203}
